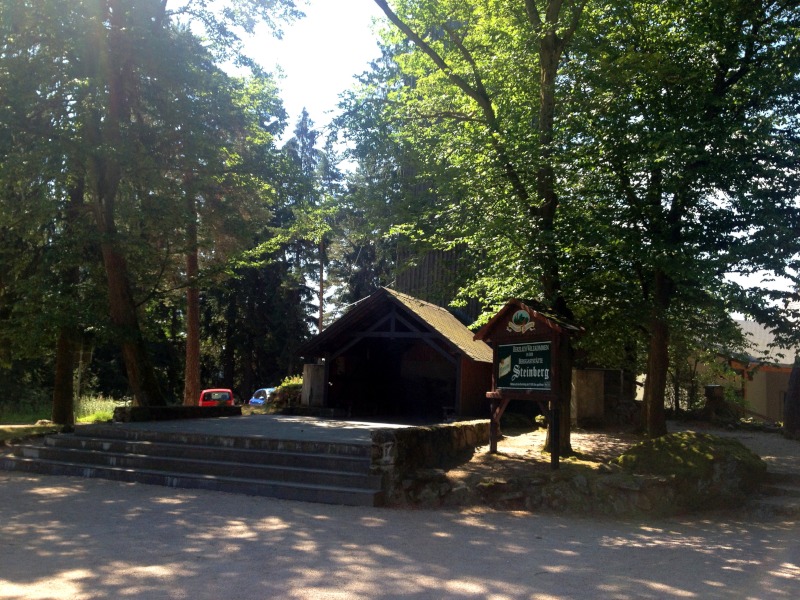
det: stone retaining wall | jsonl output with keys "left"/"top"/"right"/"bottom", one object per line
{"left": 379, "top": 428, "right": 770, "bottom": 516}
{"left": 113, "top": 405, "right": 242, "bottom": 422}
{"left": 370, "top": 420, "right": 490, "bottom": 505}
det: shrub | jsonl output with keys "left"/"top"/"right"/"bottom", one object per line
{"left": 272, "top": 375, "right": 302, "bottom": 407}
{"left": 500, "top": 412, "right": 536, "bottom": 431}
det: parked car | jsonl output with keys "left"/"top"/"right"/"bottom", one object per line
{"left": 198, "top": 388, "right": 235, "bottom": 407}
{"left": 248, "top": 387, "right": 275, "bottom": 406}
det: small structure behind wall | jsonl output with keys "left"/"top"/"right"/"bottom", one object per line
{"left": 572, "top": 369, "right": 604, "bottom": 426}
{"left": 302, "top": 363, "right": 326, "bottom": 407}
{"left": 572, "top": 368, "right": 639, "bottom": 426}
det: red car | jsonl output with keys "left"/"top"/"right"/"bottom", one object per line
{"left": 198, "top": 388, "right": 235, "bottom": 407}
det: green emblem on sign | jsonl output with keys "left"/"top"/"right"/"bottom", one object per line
{"left": 507, "top": 309, "right": 536, "bottom": 333}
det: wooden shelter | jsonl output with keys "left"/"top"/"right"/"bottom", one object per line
{"left": 297, "top": 288, "right": 493, "bottom": 420}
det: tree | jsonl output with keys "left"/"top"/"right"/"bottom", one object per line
{"left": 177, "top": 71, "right": 287, "bottom": 405}
{"left": 281, "top": 110, "right": 338, "bottom": 331}
{"left": 0, "top": 0, "right": 298, "bottom": 413}
{"left": 565, "top": 0, "right": 800, "bottom": 435}
{"left": 330, "top": 49, "right": 442, "bottom": 310}
{"left": 363, "top": 0, "right": 800, "bottom": 443}
{"left": 0, "top": 1, "right": 107, "bottom": 420}
{"left": 371, "top": 0, "right": 591, "bottom": 453}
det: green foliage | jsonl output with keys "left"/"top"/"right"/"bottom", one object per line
{"left": 0, "top": 0, "right": 305, "bottom": 409}
{"left": 0, "top": 392, "right": 130, "bottom": 425}
{"left": 614, "top": 432, "right": 766, "bottom": 483}
{"left": 278, "top": 374, "right": 303, "bottom": 387}
{"left": 75, "top": 395, "right": 130, "bottom": 424}
{"left": 0, "top": 363, "right": 52, "bottom": 423}
{"left": 355, "top": 1, "right": 800, "bottom": 439}
{"left": 272, "top": 375, "right": 303, "bottom": 406}
{"left": 564, "top": 0, "right": 800, "bottom": 433}
{"left": 664, "top": 314, "right": 749, "bottom": 412}
{"left": 0, "top": 400, "right": 51, "bottom": 426}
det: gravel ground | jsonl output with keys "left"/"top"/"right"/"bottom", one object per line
{"left": 1, "top": 471, "right": 799, "bottom": 600}
{"left": 1, "top": 423, "right": 798, "bottom": 599}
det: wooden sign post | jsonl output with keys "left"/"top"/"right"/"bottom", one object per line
{"left": 474, "top": 300, "right": 581, "bottom": 469}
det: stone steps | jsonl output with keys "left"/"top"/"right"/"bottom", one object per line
{"left": 751, "top": 472, "right": 800, "bottom": 518}
{"left": 1, "top": 425, "right": 384, "bottom": 507}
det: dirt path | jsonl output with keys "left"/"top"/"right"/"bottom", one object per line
{"left": 448, "top": 422, "right": 800, "bottom": 485}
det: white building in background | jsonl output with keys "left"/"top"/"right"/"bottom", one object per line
{"left": 727, "top": 320, "right": 799, "bottom": 422}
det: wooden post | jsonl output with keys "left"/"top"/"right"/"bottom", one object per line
{"left": 488, "top": 395, "right": 510, "bottom": 454}
{"left": 549, "top": 400, "right": 560, "bottom": 470}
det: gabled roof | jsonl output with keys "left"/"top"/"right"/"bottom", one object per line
{"left": 474, "top": 298, "right": 582, "bottom": 342}
{"left": 298, "top": 287, "right": 493, "bottom": 363}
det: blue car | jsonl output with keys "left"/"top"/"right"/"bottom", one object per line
{"left": 248, "top": 388, "right": 275, "bottom": 405}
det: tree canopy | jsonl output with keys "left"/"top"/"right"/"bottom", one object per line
{"left": 0, "top": 0, "right": 798, "bottom": 435}
{"left": 0, "top": 0, "right": 304, "bottom": 416}
{"left": 359, "top": 0, "right": 800, "bottom": 436}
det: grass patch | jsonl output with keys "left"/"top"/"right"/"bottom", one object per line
{"left": 241, "top": 404, "right": 275, "bottom": 416}
{"left": 75, "top": 395, "right": 130, "bottom": 423}
{"left": 0, "top": 395, "right": 131, "bottom": 426}
{"left": 0, "top": 402, "right": 51, "bottom": 425}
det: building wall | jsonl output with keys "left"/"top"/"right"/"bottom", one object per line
{"left": 765, "top": 370, "right": 790, "bottom": 421}
{"left": 572, "top": 369, "right": 605, "bottom": 426}
{"left": 744, "top": 368, "right": 790, "bottom": 422}
{"left": 459, "top": 358, "right": 493, "bottom": 418}
{"left": 747, "top": 369, "right": 769, "bottom": 417}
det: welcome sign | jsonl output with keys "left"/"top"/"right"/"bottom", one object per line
{"left": 497, "top": 342, "right": 552, "bottom": 391}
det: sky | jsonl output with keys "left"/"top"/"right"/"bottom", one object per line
{"left": 244, "top": 0, "right": 385, "bottom": 136}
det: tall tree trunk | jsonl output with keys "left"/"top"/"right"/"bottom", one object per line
{"left": 51, "top": 329, "right": 77, "bottom": 426}
{"left": 99, "top": 238, "right": 166, "bottom": 406}
{"left": 536, "top": 15, "right": 575, "bottom": 457}
{"left": 642, "top": 269, "right": 671, "bottom": 437}
{"left": 222, "top": 293, "right": 238, "bottom": 389}
{"left": 183, "top": 195, "right": 201, "bottom": 406}
{"left": 240, "top": 272, "right": 257, "bottom": 398}
{"left": 90, "top": 159, "right": 165, "bottom": 407}
{"left": 84, "top": 3, "right": 165, "bottom": 407}
{"left": 51, "top": 178, "right": 84, "bottom": 426}
{"left": 375, "top": 0, "right": 586, "bottom": 455}
{"left": 545, "top": 336, "right": 574, "bottom": 454}
{"left": 318, "top": 238, "right": 325, "bottom": 331}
